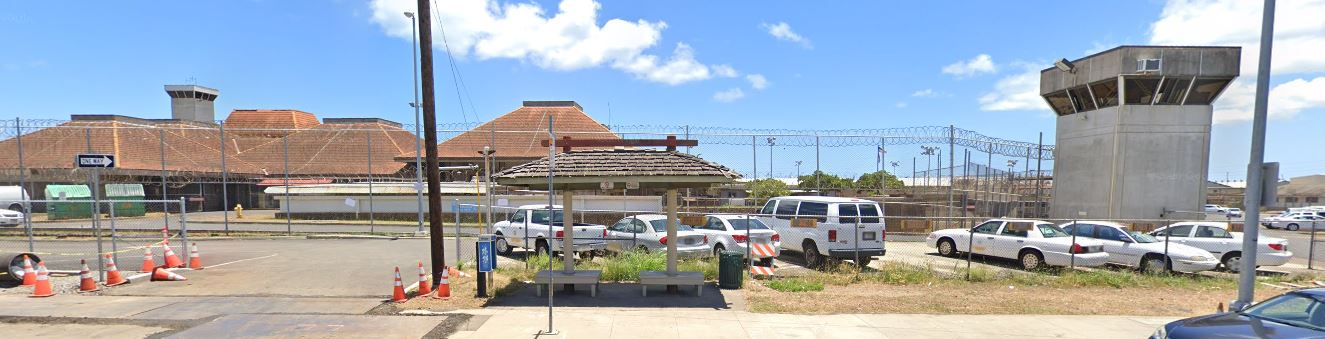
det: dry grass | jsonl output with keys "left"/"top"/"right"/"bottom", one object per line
{"left": 375, "top": 267, "right": 525, "bottom": 313}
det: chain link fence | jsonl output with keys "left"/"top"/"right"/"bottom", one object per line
{"left": 2, "top": 199, "right": 186, "bottom": 282}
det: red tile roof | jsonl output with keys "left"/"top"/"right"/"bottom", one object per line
{"left": 400, "top": 101, "right": 618, "bottom": 161}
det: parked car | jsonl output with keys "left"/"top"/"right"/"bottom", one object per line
{"left": 603, "top": 214, "right": 710, "bottom": 258}
{"left": 926, "top": 219, "right": 1109, "bottom": 270}
{"left": 0, "top": 186, "right": 29, "bottom": 213}
{"left": 491, "top": 205, "right": 608, "bottom": 258}
{"left": 0, "top": 208, "right": 22, "bottom": 227}
{"left": 757, "top": 196, "right": 886, "bottom": 268}
{"left": 693, "top": 214, "right": 781, "bottom": 265}
{"left": 1262, "top": 214, "right": 1325, "bottom": 231}
{"left": 1153, "top": 288, "right": 1325, "bottom": 338}
{"left": 1225, "top": 208, "right": 1243, "bottom": 218}
{"left": 1203, "top": 204, "right": 1228, "bottom": 214}
{"left": 1149, "top": 221, "right": 1292, "bottom": 272}
{"left": 1061, "top": 221, "right": 1218, "bottom": 273}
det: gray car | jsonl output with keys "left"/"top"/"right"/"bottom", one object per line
{"left": 604, "top": 214, "right": 711, "bottom": 258}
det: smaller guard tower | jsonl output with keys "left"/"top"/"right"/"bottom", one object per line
{"left": 1042, "top": 46, "right": 1239, "bottom": 219}
{"left": 164, "top": 85, "right": 220, "bottom": 123}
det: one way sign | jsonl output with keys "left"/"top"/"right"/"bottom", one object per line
{"left": 76, "top": 154, "right": 116, "bottom": 168}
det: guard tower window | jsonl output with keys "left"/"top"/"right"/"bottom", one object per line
{"left": 1184, "top": 78, "right": 1233, "bottom": 105}
{"left": 1123, "top": 77, "right": 1162, "bottom": 104}
{"left": 1067, "top": 87, "right": 1094, "bottom": 112}
{"left": 1137, "top": 59, "right": 1161, "bottom": 72}
{"left": 1089, "top": 80, "right": 1119, "bottom": 108}
{"left": 1044, "top": 91, "right": 1075, "bottom": 116}
{"left": 1154, "top": 77, "right": 1192, "bottom": 105}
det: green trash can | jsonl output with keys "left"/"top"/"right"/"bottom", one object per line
{"left": 718, "top": 251, "right": 744, "bottom": 289}
{"left": 44, "top": 185, "right": 93, "bottom": 220}
{"left": 104, "top": 184, "right": 146, "bottom": 217}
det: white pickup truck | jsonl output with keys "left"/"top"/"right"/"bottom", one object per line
{"left": 492, "top": 204, "right": 608, "bottom": 258}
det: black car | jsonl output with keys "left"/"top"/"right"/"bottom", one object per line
{"left": 1154, "top": 288, "right": 1325, "bottom": 338}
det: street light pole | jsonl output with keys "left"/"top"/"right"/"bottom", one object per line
{"left": 794, "top": 160, "right": 802, "bottom": 186}
{"left": 766, "top": 137, "right": 776, "bottom": 179}
{"left": 405, "top": 11, "right": 425, "bottom": 233}
{"left": 1234, "top": 0, "right": 1276, "bottom": 311}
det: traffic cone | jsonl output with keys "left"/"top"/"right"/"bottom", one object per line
{"left": 162, "top": 242, "right": 185, "bottom": 268}
{"left": 416, "top": 261, "right": 431, "bottom": 296}
{"left": 140, "top": 246, "right": 157, "bottom": 273}
{"left": 188, "top": 243, "right": 203, "bottom": 269}
{"left": 31, "top": 262, "right": 54, "bottom": 297}
{"left": 391, "top": 267, "right": 407, "bottom": 302}
{"left": 432, "top": 266, "right": 451, "bottom": 299}
{"left": 20, "top": 254, "right": 36, "bottom": 286}
{"left": 103, "top": 254, "right": 128, "bottom": 286}
{"left": 78, "top": 259, "right": 99, "bottom": 292}
{"left": 150, "top": 267, "right": 187, "bottom": 281}
{"left": 448, "top": 266, "right": 461, "bottom": 280}
{"left": 161, "top": 226, "right": 170, "bottom": 242}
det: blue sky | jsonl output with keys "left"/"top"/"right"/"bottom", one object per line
{"left": 2, "top": 0, "right": 1322, "bottom": 180}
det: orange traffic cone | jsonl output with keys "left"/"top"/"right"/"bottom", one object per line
{"left": 188, "top": 243, "right": 203, "bottom": 269}
{"left": 417, "top": 261, "right": 431, "bottom": 296}
{"left": 20, "top": 254, "right": 36, "bottom": 286}
{"left": 432, "top": 266, "right": 451, "bottom": 299}
{"left": 140, "top": 246, "right": 156, "bottom": 273}
{"left": 162, "top": 242, "right": 185, "bottom": 268}
{"left": 103, "top": 254, "right": 128, "bottom": 286}
{"left": 391, "top": 267, "right": 407, "bottom": 302}
{"left": 78, "top": 259, "right": 99, "bottom": 292}
{"left": 448, "top": 266, "right": 461, "bottom": 280}
{"left": 150, "top": 267, "right": 187, "bottom": 281}
{"left": 31, "top": 262, "right": 54, "bottom": 297}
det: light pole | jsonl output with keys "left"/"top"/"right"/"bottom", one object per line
{"left": 405, "top": 11, "right": 424, "bottom": 233}
{"left": 766, "top": 137, "right": 776, "bottom": 179}
{"left": 1006, "top": 160, "right": 1018, "bottom": 217}
{"left": 794, "top": 160, "right": 802, "bottom": 187}
{"left": 921, "top": 146, "right": 936, "bottom": 195}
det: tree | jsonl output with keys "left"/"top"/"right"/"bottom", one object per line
{"left": 798, "top": 170, "right": 854, "bottom": 189}
{"left": 748, "top": 178, "right": 791, "bottom": 200}
{"left": 857, "top": 170, "right": 904, "bottom": 189}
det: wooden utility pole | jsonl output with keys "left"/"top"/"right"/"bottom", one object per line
{"left": 417, "top": 0, "right": 447, "bottom": 286}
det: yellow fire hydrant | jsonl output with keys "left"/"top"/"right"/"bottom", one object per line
{"left": 234, "top": 204, "right": 244, "bottom": 219}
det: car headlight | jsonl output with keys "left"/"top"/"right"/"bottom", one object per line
{"left": 1151, "top": 325, "right": 1167, "bottom": 339}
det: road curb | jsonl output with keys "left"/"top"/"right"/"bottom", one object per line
{"left": 305, "top": 234, "right": 404, "bottom": 240}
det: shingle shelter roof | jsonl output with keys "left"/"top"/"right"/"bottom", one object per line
{"left": 493, "top": 149, "right": 741, "bottom": 189}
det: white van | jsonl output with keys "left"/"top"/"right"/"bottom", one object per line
{"left": 0, "top": 186, "right": 30, "bottom": 212}
{"left": 756, "top": 196, "right": 885, "bottom": 268}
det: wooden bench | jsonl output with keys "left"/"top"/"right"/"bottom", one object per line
{"left": 638, "top": 271, "right": 704, "bottom": 297}
{"left": 533, "top": 270, "right": 602, "bottom": 297}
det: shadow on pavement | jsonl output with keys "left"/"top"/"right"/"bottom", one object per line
{"left": 485, "top": 283, "right": 735, "bottom": 310}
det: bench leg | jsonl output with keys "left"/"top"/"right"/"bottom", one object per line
{"left": 535, "top": 284, "right": 543, "bottom": 297}
{"left": 697, "top": 284, "right": 703, "bottom": 297}
{"left": 642, "top": 285, "right": 647, "bottom": 297}
{"left": 591, "top": 284, "right": 598, "bottom": 297}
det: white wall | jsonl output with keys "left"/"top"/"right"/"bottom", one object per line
{"left": 272, "top": 194, "right": 662, "bottom": 214}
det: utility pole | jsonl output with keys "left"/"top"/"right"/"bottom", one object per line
{"left": 1234, "top": 0, "right": 1275, "bottom": 311}
{"left": 417, "top": 0, "right": 448, "bottom": 286}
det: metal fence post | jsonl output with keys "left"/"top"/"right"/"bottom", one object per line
{"left": 283, "top": 135, "right": 292, "bottom": 235}
{"left": 1311, "top": 220, "right": 1318, "bottom": 270}
{"left": 367, "top": 129, "right": 376, "bottom": 228}
{"left": 110, "top": 202, "right": 119, "bottom": 272}
{"left": 1034, "top": 133, "right": 1044, "bottom": 218}
{"left": 179, "top": 197, "right": 189, "bottom": 253}
{"left": 965, "top": 225, "right": 974, "bottom": 281}
{"left": 455, "top": 199, "right": 462, "bottom": 263}
{"left": 16, "top": 118, "right": 33, "bottom": 252}
{"left": 219, "top": 122, "right": 229, "bottom": 233}
{"left": 947, "top": 126, "right": 955, "bottom": 222}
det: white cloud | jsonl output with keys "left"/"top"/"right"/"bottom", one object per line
{"left": 941, "top": 54, "right": 997, "bottom": 77}
{"left": 1150, "top": 0, "right": 1325, "bottom": 122}
{"left": 746, "top": 74, "right": 769, "bottom": 90}
{"left": 712, "top": 64, "right": 739, "bottom": 78}
{"left": 912, "top": 89, "right": 938, "bottom": 97}
{"left": 761, "top": 22, "right": 812, "bottom": 49}
{"left": 978, "top": 64, "right": 1045, "bottom": 111}
{"left": 369, "top": 0, "right": 729, "bottom": 85}
{"left": 713, "top": 88, "right": 745, "bottom": 102}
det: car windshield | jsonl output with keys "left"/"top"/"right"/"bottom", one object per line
{"left": 1241, "top": 292, "right": 1325, "bottom": 331}
{"left": 726, "top": 218, "right": 769, "bottom": 230}
{"left": 1129, "top": 232, "right": 1159, "bottom": 243}
{"left": 1037, "top": 224, "right": 1069, "bottom": 238}
{"left": 649, "top": 219, "right": 695, "bottom": 232}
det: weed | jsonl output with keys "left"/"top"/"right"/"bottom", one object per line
{"left": 765, "top": 278, "right": 825, "bottom": 292}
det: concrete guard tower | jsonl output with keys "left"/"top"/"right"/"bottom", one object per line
{"left": 1042, "top": 46, "right": 1239, "bottom": 220}
{"left": 164, "top": 85, "right": 220, "bottom": 123}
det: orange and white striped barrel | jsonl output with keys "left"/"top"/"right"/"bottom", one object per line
{"left": 750, "top": 243, "right": 777, "bottom": 258}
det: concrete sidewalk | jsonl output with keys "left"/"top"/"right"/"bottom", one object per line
{"left": 449, "top": 307, "right": 1175, "bottom": 339}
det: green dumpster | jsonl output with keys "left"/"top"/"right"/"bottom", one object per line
{"left": 718, "top": 251, "right": 745, "bottom": 289}
{"left": 104, "top": 184, "right": 146, "bottom": 217}
{"left": 44, "top": 185, "right": 93, "bottom": 220}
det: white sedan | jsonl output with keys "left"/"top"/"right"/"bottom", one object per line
{"left": 1061, "top": 221, "right": 1219, "bottom": 273}
{"left": 604, "top": 214, "right": 711, "bottom": 258}
{"left": 1149, "top": 222, "right": 1292, "bottom": 272}
{"left": 0, "top": 209, "right": 22, "bottom": 227}
{"left": 693, "top": 215, "right": 781, "bottom": 266}
{"left": 1261, "top": 214, "right": 1324, "bottom": 231}
{"left": 926, "top": 219, "right": 1109, "bottom": 270}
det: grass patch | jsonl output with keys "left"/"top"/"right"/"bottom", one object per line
{"left": 499, "top": 250, "right": 721, "bottom": 282}
{"left": 765, "top": 278, "right": 825, "bottom": 292}
{"left": 600, "top": 251, "right": 666, "bottom": 281}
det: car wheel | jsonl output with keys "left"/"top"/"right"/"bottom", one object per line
{"left": 1288, "top": 223, "right": 1301, "bottom": 231}
{"left": 577, "top": 250, "right": 595, "bottom": 261}
{"left": 1019, "top": 250, "right": 1044, "bottom": 271}
{"left": 713, "top": 243, "right": 726, "bottom": 257}
{"left": 937, "top": 238, "right": 956, "bottom": 257}
{"left": 637, "top": 245, "right": 650, "bottom": 254}
{"left": 757, "top": 257, "right": 774, "bottom": 267}
{"left": 803, "top": 241, "right": 825, "bottom": 269}
{"left": 494, "top": 234, "right": 513, "bottom": 256}
{"left": 535, "top": 240, "right": 551, "bottom": 257}
{"left": 1140, "top": 255, "right": 1168, "bottom": 275}
{"left": 7, "top": 203, "right": 22, "bottom": 213}
{"left": 1223, "top": 252, "right": 1242, "bottom": 273}
{"left": 855, "top": 257, "right": 873, "bottom": 268}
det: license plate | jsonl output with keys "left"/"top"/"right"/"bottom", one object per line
{"left": 862, "top": 232, "right": 876, "bottom": 241}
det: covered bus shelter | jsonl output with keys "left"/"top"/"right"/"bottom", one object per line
{"left": 493, "top": 136, "right": 740, "bottom": 296}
